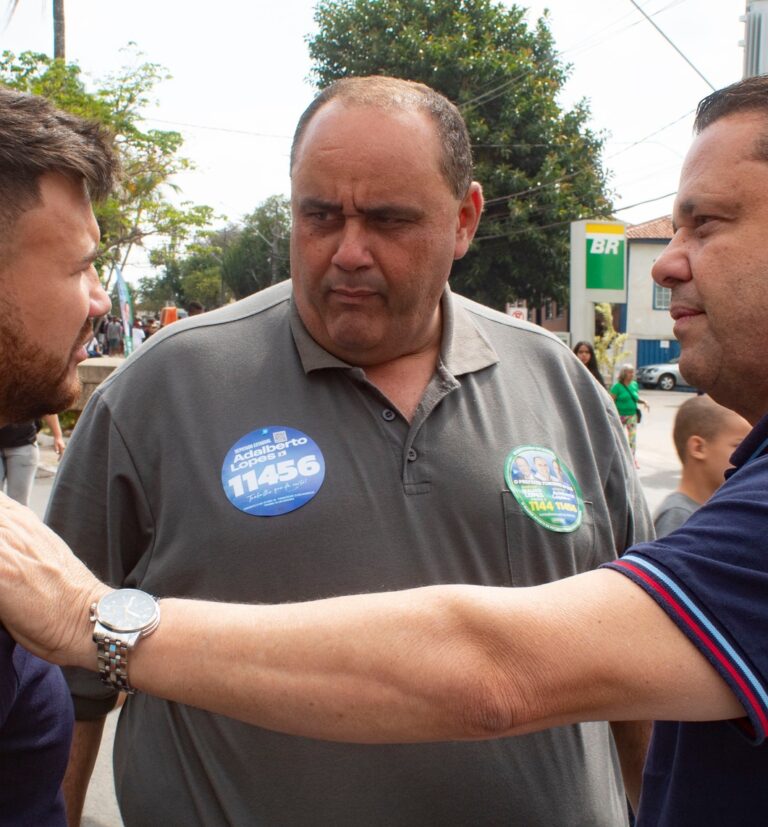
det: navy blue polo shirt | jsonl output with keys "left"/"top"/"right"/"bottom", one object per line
{"left": 605, "top": 413, "right": 768, "bottom": 826}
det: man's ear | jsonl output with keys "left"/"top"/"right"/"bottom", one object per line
{"left": 686, "top": 434, "right": 707, "bottom": 461}
{"left": 454, "top": 182, "right": 484, "bottom": 260}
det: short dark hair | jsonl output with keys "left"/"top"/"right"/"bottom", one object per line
{"left": 672, "top": 395, "right": 739, "bottom": 462}
{"left": 290, "top": 76, "right": 473, "bottom": 199}
{"left": 694, "top": 76, "right": 768, "bottom": 160}
{"left": 0, "top": 86, "right": 117, "bottom": 237}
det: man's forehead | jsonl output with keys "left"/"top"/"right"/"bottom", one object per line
{"left": 295, "top": 99, "right": 438, "bottom": 161}
{"left": 682, "top": 113, "right": 765, "bottom": 176}
{"left": 672, "top": 114, "right": 768, "bottom": 221}
{"left": 12, "top": 172, "right": 99, "bottom": 255}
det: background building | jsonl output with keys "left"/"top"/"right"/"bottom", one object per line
{"left": 623, "top": 216, "right": 676, "bottom": 367}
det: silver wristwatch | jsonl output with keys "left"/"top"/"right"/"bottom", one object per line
{"left": 90, "top": 589, "right": 160, "bottom": 693}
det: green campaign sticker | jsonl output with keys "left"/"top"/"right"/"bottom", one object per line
{"left": 504, "top": 446, "right": 584, "bottom": 533}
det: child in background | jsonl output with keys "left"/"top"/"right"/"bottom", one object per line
{"left": 654, "top": 396, "right": 751, "bottom": 536}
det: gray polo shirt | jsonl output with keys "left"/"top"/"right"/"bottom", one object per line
{"left": 653, "top": 491, "right": 699, "bottom": 537}
{"left": 52, "top": 280, "right": 650, "bottom": 826}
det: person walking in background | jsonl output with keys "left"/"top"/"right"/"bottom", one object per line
{"left": 611, "top": 364, "right": 649, "bottom": 465}
{"left": 105, "top": 315, "right": 122, "bottom": 355}
{"left": 654, "top": 396, "right": 750, "bottom": 536}
{"left": 142, "top": 318, "right": 159, "bottom": 339}
{"left": 0, "top": 415, "right": 66, "bottom": 506}
{"left": 131, "top": 318, "right": 145, "bottom": 351}
{"left": 573, "top": 340, "right": 605, "bottom": 386}
{"left": 95, "top": 316, "right": 108, "bottom": 354}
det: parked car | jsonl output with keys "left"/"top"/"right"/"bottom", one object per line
{"left": 636, "top": 357, "right": 692, "bottom": 391}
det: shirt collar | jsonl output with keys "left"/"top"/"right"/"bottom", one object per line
{"left": 730, "top": 410, "right": 768, "bottom": 471}
{"left": 289, "top": 284, "right": 499, "bottom": 378}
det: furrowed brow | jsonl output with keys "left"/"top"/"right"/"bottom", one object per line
{"left": 362, "top": 204, "right": 424, "bottom": 221}
{"left": 298, "top": 197, "right": 342, "bottom": 213}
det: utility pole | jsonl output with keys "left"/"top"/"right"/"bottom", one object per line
{"left": 6, "top": 1, "right": 65, "bottom": 59}
{"left": 53, "top": 0, "right": 65, "bottom": 59}
{"left": 742, "top": 0, "right": 768, "bottom": 78}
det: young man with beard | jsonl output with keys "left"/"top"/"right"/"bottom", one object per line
{"left": 0, "top": 87, "right": 116, "bottom": 825}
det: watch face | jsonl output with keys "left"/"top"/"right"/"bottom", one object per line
{"left": 97, "top": 589, "right": 158, "bottom": 633}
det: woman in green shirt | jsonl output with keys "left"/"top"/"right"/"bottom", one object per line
{"left": 611, "top": 364, "right": 649, "bottom": 466}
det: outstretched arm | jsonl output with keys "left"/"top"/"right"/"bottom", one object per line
{"left": 0, "top": 494, "right": 744, "bottom": 744}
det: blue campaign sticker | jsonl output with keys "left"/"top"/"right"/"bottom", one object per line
{"left": 221, "top": 426, "right": 325, "bottom": 517}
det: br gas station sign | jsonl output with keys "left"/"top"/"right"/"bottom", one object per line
{"left": 570, "top": 220, "right": 627, "bottom": 344}
{"left": 585, "top": 223, "right": 626, "bottom": 292}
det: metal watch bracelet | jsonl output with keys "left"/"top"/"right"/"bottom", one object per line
{"left": 95, "top": 634, "right": 137, "bottom": 694}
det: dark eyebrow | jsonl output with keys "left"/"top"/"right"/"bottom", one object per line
{"left": 297, "top": 197, "right": 342, "bottom": 213}
{"left": 298, "top": 197, "right": 424, "bottom": 223}
{"left": 77, "top": 244, "right": 101, "bottom": 268}
{"left": 364, "top": 204, "right": 425, "bottom": 222}
{"left": 672, "top": 199, "right": 694, "bottom": 233}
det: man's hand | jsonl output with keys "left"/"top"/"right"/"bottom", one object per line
{"left": 0, "top": 493, "right": 109, "bottom": 667}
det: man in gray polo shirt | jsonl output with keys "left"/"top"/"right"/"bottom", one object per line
{"left": 54, "top": 76, "right": 651, "bottom": 826}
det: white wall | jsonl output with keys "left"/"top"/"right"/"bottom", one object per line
{"left": 624, "top": 240, "right": 675, "bottom": 363}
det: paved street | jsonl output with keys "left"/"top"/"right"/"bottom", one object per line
{"left": 632, "top": 387, "right": 693, "bottom": 514}
{"left": 27, "top": 387, "right": 692, "bottom": 826}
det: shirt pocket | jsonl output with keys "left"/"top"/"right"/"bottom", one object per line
{"left": 502, "top": 492, "right": 597, "bottom": 587}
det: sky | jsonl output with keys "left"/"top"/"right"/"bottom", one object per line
{"left": 0, "top": 0, "right": 749, "bottom": 279}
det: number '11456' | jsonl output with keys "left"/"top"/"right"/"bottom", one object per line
{"left": 228, "top": 455, "right": 321, "bottom": 497}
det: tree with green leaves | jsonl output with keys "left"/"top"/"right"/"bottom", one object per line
{"left": 594, "top": 302, "right": 629, "bottom": 386}
{"left": 0, "top": 48, "right": 212, "bottom": 292}
{"left": 221, "top": 195, "right": 291, "bottom": 300}
{"left": 138, "top": 192, "right": 291, "bottom": 311}
{"left": 308, "top": 0, "right": 613, "bottom": 310}
{"left": 137, "top": 225, "right": 237, "bottom": 312}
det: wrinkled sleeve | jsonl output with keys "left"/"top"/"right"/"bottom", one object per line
{"left": 604, "top": 457, "right": 768, "bottom": 743}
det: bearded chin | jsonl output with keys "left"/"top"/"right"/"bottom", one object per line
{"left": 0, "top": 338, "right": 81, "bottom": 422}
{"left": 8, "top": 374, "right": 80, "bottom": 421}
{"left": 0, "top": 367, "right": 80, "bottom": 422}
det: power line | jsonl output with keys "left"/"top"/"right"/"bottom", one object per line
{"left": 478, "top": 106, "right": 687, "bottom": 212}
{"left": 475, "top": 217, "right": 575, "bottom": 242}
{"left": 627, "top": 0, "right": 716, "bottom": 91}
{"left": 475, "top": 190, "right": 676, "bottom": 242}
{"left": 143, "top": 5, "right": 693, "bottom": 173}
{"left": 613, "top": 190, "right": 677, "bottom": 212}
{"left": 142, "top": 117, "right": 291, "bottom": 140}
{"left": 467, "top": 5, "right": 701, "bottom": 210}
{"left": 460, "top": 0, "right": 686, "bottom": 115}
{"left": 607, "top": 109, "right": 695, "bottom": 159}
